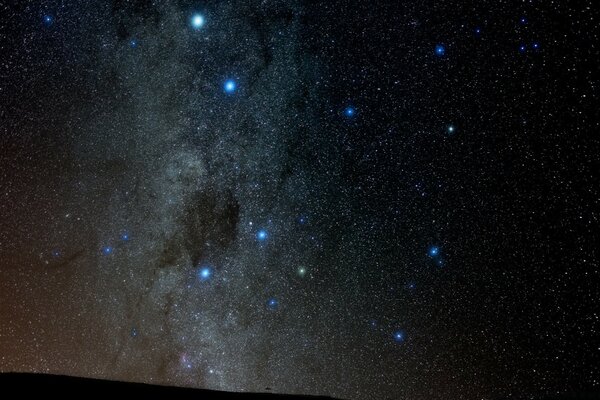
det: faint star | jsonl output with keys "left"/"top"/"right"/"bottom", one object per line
{"left": 267, "top": 298, "right": 278, "bottom": 310}
{"left": 102, "top": 246, "right": 113, "bottom": 255}
{"left": 519, "top": 44, "right": 526, "bottom": 53}
{"left": 393, "top": 331, "right": 405, "bottom": 342}
{"left": 435, "top": 44, "right": 445, "bottom": 56}
{"left": 120, "top": 232, "right": 130, "bottom": 241}
{"left": 429, "top": 246, "right": 439, "bottom": 257}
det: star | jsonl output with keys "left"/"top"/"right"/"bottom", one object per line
{"left": 129, "top": 39, "right": 137, "bottom": 48}
{"left": 474, "top": 27, "right": 481, "bottom": 35}
{"left": 120, "top": 232, "right": 130, "bottom": 241}
{"left": 519, "top": 44, "right": 526, "bottom": 53}
{"left": 224, "top": 79, "right": 236, "bottom": 93}
{"left": 51, "top": 249, "right": 61, "bottom": 258}
{"left": 256, "top": 229, "right": 268, "bottom": 241}
{"left": 130, "top": 327, "right": 138, "bottom": 338}
{"left": 393, "top": 331, "right": 405, "bottom": 342}
{"left": 428, "top": 246, "right": 439, "bottom": 257}
{"left": 298, "top": 267, "right": 307, "bottom": 277}
{"left": 447, "top": 125, "right": 455, "bottom": 134}
{"left": 267, "top": 298, "right": 278, "bottom": 310}
{"left": 435, "top": 44, "right": 445, "bottom": 56}
{"left": 102, "top": 246, "right": 113, "bottom": 255}
{"left": 520, "top": 17, "right": 527, "bottom": 24}
{"left": 191, "top": 14, "right": 205, "bottom": 29}
{"left": 344, "top": 106, "right": 356, "bottom": 117}
{"left": 532, "top": 42, "right": 540, "bottom": 50}
{"left": 198, "top": 266, "right": 212, "bottom": 281}
{"left": 43, "top": 15, "right": 53, "bottom": 25}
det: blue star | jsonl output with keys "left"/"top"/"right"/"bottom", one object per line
{"left": 267, "top": 298, "right": 278, "bottom": 310}
{"left": 407, "top": 282, "right": 416, "bottom": 290}
{"left": 519, "top": 44, "right": 526, "bottom": 53}
{"left": 532, "top": 42, "right": 540, "bottom": 50}
{"left": 43, "top": 15, "right": 53, "bottom": 25}
{"left": 130, "top": 327, "right": 138, "bottom": 338}
{"left": 428, "top": 246, "right": 439, "bottom": 257}
{"left": 51, "top": 249, "right": 61, "bottom": 258}
{"left": 256, "top": 229, "right": 268, "bottom": 241}
{"left": 520, "top": 17, "right": 527, "bottom": 25}
{"left": 224, "top": 79, "right": 236, "bottom": 93}
{"left": 102, "top": 246, "right": 113, "bottom": 255}
{"left": 393, "top": 330, "right": 405, "bottom": 342}
{"left": 198, "top": 266, "right": 212, "bottom": 281}
{"left": 474, "top": 27, "right": 481, "bottom": 36}
{"left": 435, "top": 44, "right": 445, "bottom": 56}
{"left": 298, "top": 216, "right": 307, "bottom": 224}
{"left": 191, "top": 13, "right": 205, "bottom": 29}
{"left": 129, "top": 39, "right": 138, "bottom": 48}
{"left": 344, "top": 106, "right": 356, "bottom": 117}
{"left": 447, "top": 125, "right": 455, "bottom": 134}
{"left": 120, "top": 232, "right": 130, "bottom": 241}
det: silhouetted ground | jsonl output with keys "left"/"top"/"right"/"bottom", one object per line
{"left": 0, "top": 373, "right": 337, "bottom": 399}
{"left": 0, "top": 373, "right": 598, "bottom": 399}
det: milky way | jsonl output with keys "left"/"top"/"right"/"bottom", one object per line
{"left": 1, "top": 1, "right": 598, "bottom": 399}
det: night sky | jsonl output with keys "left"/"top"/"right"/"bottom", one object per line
{"left": 0, "top": 1, "right": 598, "bottom": 399}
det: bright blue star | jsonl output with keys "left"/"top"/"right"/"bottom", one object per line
{"left": 43, "top": 15, "right": 53, "bottom": 25}
{"left": 474, "top": 27, "right": 481, "bottom": 35}
{"left": 198, "top": 266, "right": 212, "bottom": 281}
{"left": 102, "top": 246, "right": 113, "bottom": 255}
{"left": 256, "top": 229, "right": 268, "bottom": 241}
{"left": 129, "top": 39, "right": 137, "bottom": 48}
{"left": 344, "top": 106, "right": 356, "bottom": 117}
{"left": 447, "top": 125, "right": 455, "bottom": 134}
{"left": 120, "top": 232, "right": 130, "bottom": 241}
{"left": 532, "top": 42, "right": 540, "bottom": 50}
{"left": 393, "top": 330, "right": 405, "bottom": 342}
{"left": 519, "top": 44, "right": 526, "bottom": 53}
{"left": 191, "top": 14, "right": 205, "bottom": 29}
{"left": 224, "top": 79, "right": 236, "bottom": 93}
{"left": 435, "top": 44, "right": 445, "bottom": 56}
{"left": 267, "top": 298, "right": 278, "bottom": 310}
{"left": 520, "top": 17, "right": 527, "bottom": 24}
{"left": 429, "top": 246, "right": 439, "bottom": 257}
{"left": 298, "top": 216, "right": 307, "bottom": 224}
